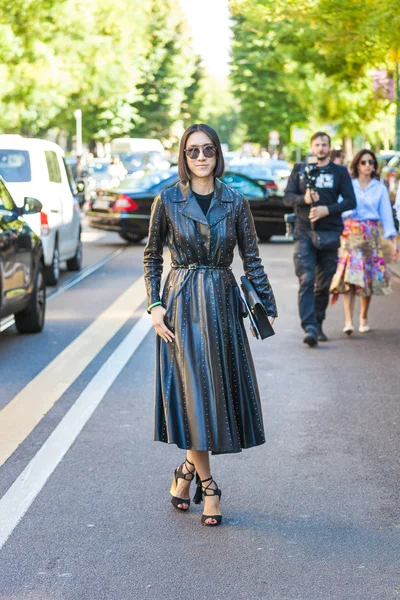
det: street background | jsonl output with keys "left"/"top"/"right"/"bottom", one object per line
{"left": 1, "top": 0, "right": 400, "bottom": 598}
{"left": 0, "top": 230, "right": 399, "bottom": 599}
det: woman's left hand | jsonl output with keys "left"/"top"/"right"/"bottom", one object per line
{"left": 269, "top": 317, "right": 276, "bottom": 326}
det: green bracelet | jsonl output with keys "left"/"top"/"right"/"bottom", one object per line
{"left": 147, "top": 301, "right": 162, "bottom": 314}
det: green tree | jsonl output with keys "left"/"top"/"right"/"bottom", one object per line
{"left": 0, "top": 0, "right": 204, "bottom": 146}
{"left": 229, "top": 0, "right": 399, "bottom": 148}
{"left": 128, "top": 0, "right": 198, "bottom": 145}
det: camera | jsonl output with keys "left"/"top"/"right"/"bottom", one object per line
{"left": 285, "top": 156, "right": 321, "bottom": 237}
{"left": 302, "top": 155, "right": 319, "bottom": 190}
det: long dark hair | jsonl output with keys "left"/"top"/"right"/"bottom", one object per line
{"left": 178, "top": 123, "right": 225, "bottom": 182}
{"left": 350, "top": 149, "right": 379, "bottom": 179}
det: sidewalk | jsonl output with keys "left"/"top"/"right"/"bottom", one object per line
{"left": 389, "top": 261, "right": 400, "bottom": 279}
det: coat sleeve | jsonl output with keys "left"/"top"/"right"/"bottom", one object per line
{"left": 378, "top": 184, "right": 397, "bottom": 239}
{"left": 236, "top": 194, "right": 278, "bottom": 318}
{"left": 143, "top": 194, "right": 168, "bottom": 308}
{"left": 328, "top": 168, "right": 356, "bottom": 215}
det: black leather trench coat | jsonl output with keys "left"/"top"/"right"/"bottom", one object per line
{"left": 143, "top": 179, "right": 277, "bottom": 454}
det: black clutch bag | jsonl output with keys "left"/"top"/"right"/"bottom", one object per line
{"left": 240, "top": 276, "right": 275, "bottom": 340}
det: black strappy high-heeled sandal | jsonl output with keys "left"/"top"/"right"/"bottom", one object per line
{"left": 170, "top": 458, "right": 196, "bottom": 511}
{"left": 193, "top": 474, "right": 222, "bottom": 527}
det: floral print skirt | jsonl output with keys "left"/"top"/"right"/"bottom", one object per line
{"left": 330, "top": 218, "right": 392, "bottom": 299}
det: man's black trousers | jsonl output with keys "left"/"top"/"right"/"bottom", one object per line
{"left": 293, "top": 231, "right": 339, "bottom": 330}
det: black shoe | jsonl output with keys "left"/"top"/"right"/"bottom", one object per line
{"left": 193, "top": 475, "right": 222, "bottom": 527}
{"left": 303, "top": 326, "right": 318, "bottom": 347}
{"left": 170, "top": 458, "right": 195, "bottom": 511}
{"left": 316, "top": 323, "right": 328, "bottom": 342}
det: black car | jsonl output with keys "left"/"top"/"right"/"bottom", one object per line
{"left": 0, "top": 177, "right": 46, "bottom": 333}
{"left": 229, "top": 159, "right": 291, "bottom": 194}
{"left": 86, "top": 169, "right": 292, "bottom": 243}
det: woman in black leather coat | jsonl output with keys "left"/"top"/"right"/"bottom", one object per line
{"left": 143, "top": 124, "right": 277, "bottom": 526}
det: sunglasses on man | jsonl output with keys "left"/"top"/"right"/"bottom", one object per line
{"left": 360, "top": 159, "right": 374, "bottom": 166}
{"left": 184, "top": 145, "right": 217, "bottom": 160}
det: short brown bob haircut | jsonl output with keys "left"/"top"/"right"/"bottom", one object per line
{"left": 350, "top": 149, "right": 379, "bottom": 180}
{"left": 178, "top": 123, "right": 225, "bottom": 182}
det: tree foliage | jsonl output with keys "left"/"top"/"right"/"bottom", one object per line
{"left": 0, "top": 0, "right": 201, "bottom": 144}
{"left": 229, "top": 0, "right": 399, "bottom": 147}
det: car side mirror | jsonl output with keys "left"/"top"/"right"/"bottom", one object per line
{"left": 76, "top": 180, "right": 85, "bottom": 193}
{"left": 22, "top": 197, "right": 43, "bottom": 215}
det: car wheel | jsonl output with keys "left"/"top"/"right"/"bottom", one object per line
{"left": 66, "top": 236, "right": 83, "bottom": 271}
{"left": 44, "top": 240, "right": 60, "bottom": 286}
{"left": 14, "top": 265, "right": 46, "bottom": 334}
{"left": 118, "top": 231, "right": 145, "bottom": 244}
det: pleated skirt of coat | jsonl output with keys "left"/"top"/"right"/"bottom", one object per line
{"left": 154, "top": 267, "right": 266, "bottom": 455}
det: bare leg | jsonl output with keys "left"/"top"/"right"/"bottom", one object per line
{"left": 343, "top": 285, "right": 356, "bottom": 326}
{"left": 360, "top": 296, "right": 371, "bottom": 321}
{"left": 187, "top": 449, "right": 221, "bottom": 525}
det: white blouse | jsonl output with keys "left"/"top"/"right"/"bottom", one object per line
{"left": 342, "top": 178, "right": 396, "bottom": 238}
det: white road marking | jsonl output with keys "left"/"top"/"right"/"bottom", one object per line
{"left": 0, "top": 249, "right": 169, "bottom": 466}
{"left": 0, "top": 310, "right": 153, "bottom": 549}
{"left": 0, "top": 276, "right": 144, "bottom": 466}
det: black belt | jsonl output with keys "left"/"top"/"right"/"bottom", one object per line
{"left": 171, "top": 263, "right": 231, "bottom": 270}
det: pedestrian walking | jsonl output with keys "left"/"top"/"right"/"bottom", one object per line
{"left": 143, "top": 124, "right": 277, "bottom": 527}
{"left": 283, "top": 132, "right": 356, "bottom": 346}
{"left": 330, "top": 149, "right": 398, "bottom": 334}
{"left": 330, "top": 149, "right": 346, "bottom": 166}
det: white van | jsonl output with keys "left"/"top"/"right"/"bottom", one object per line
{"left": 110, "top": 138, "right": 169, "bottom": 173}
{"left": 0, "top": 135, "right": 82, "bottom": 285}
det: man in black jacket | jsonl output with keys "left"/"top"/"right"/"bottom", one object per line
{"left": 283, "top": 132, "right": 356, "bottom": 347}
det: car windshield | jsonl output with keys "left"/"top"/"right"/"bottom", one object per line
{"left": 231, "top": 164, "right": 274, "bottom": 180}
{"left": 118, "top": 170, "right": 177, "bottom": 193}
{"left": 268, "top": 161, "right": 290, "bottom": 174}
{"left": 0, "top": 150, "right": 32, "bottom": 182}
{"left": 119, "top": 153, "right": 145, "bottom": 168}
{"left": 91, "top": 162, "right": 111, "bottom": 173}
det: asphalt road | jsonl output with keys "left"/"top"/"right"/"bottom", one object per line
{"left": 0, "top": 229, "right": 399, "bottom": 600}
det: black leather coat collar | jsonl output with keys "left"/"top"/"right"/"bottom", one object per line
{"left": 174, "top": 179, "right": 233, "bottom": 226}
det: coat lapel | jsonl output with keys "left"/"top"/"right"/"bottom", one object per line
{"left": 175, "top": 181, "right": 209, "bottom": 225}
{"left": 207, "top": 179, "right": 233, "bottom": 226}
{"left": 174, "top": 179, "right": 233, "bottom": 227}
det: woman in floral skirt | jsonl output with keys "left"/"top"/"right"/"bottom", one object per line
{"left": 330, "top": 149, "right": 398, "bottom": 334}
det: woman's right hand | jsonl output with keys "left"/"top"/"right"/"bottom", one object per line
{"left": 151, "top": 305, "right": 175, "bottom": 343}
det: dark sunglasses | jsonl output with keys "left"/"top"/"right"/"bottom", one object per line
{"left": 184, "top": 145, "right": 217, "bottom": 159}
{"left": 360, "top": 159, "right": 374, "bottom": 166}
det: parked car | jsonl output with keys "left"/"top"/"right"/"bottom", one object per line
{"left": 380, "top": 153, "right": 400, "bottom": 202}
{"left": 229, "top": 158, "right": 291, "bottom": 194}
{"left": 84, "top": 159, "right": 125, "bottom": 203}
{"left": 63, "top": 156, "right": 88, "bottom": 207}
{"left": 0, "top": 135, "right": 82, "bottom": 285}
{"left": 86, "top": 168, "right": 292, "bottom": 243}
{"left": 377, "top": 152, "right": 398, "bottom": 171}
{"left": 222, "top": 171, "right": 292, "bottom": 240}
{"left": 87, "top": 170, "right": 178, "bottom": 243}
{"left": 0, "top": 176, "right": 46, "bottom": 333}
